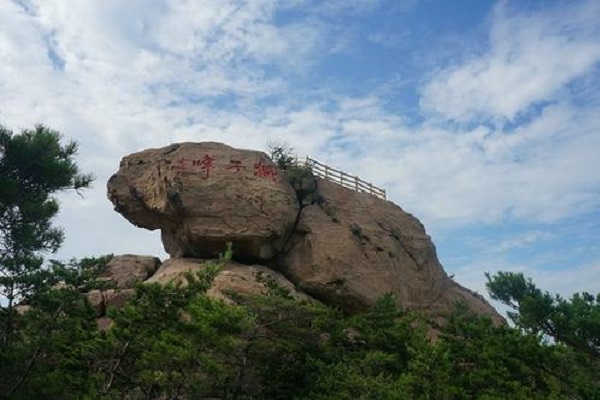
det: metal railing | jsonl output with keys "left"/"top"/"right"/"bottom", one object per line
{"left": 296, "top": 156, "right": 386, "bottom": 200}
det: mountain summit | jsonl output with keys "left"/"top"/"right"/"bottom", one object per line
{"left": 107, "top": 142, "right": 502, "bottom": 323}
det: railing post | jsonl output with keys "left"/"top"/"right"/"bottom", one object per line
{"left": 355, "top": 176, "right": 359, "bottom": 190}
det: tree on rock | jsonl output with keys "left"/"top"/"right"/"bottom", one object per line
{"left": 0, "top": 124, "right": 93, "bottom": 347}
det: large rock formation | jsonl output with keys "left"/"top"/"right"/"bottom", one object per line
{"left": 108, "top": 142, "right": 298, "bottom": 261}
{"left": 279, "top": 179, "right": 497, "bottom": 319}
{"left": 108, "top": 142, "right": 502, "bottom": 323}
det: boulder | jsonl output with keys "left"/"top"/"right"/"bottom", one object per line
{"left": 83, "top": 257, "right": 310, "bottom": 315}
{"left": 146, "top": 258, "right": 309, "bottom": 303}
{"left": 107, "top": 142, "right": 299, "bottom": 262}
{"left": 87, "top": 290, "right": 105, "bottom": 316}
{"left": 97, "top": 317, "right": 114, "bottom": 331}
{"left": 15, "top": 305, "right": 31, "bottom": 315}
{"left": 279, "top": 178, "right": 503, "bottom": 323}
{"left": 99, "top": 255, "right": 161, "bottom": 289}
{"left": 86, "top": 288, "right": 136, "bottom": 316}
{"left": 104, "top": 289, "right": 136, "bottom": 309}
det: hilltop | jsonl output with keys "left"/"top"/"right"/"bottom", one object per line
{"left": 105, "top": 142, "right": 502, "bottom": 324}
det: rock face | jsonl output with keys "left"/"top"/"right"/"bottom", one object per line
{"left": 146, "top": 258, "right": 311, "bottom": 303}
{"left": 280, "top": 179, "right": 500, "bottom": 321}
{"left": 108, "top": 142, "right": 503, "bottom": 323}
{"left": 99, "top": 255, "right": 161, "bottom": 289}
{"left": 107, "top": 142, "right": 299, "bottom": 261}
{"left": 87, "top": 255, "right": 310, "bottom": 321}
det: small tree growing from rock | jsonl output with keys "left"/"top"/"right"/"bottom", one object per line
{"left": 267, "top": 141, "right": 321, "bottom": 207}
{"left": 267, "top": 141, "right": 296, "bottom": 171}
{"left": 266, "top": 142, "right": 323, "bottom": 255}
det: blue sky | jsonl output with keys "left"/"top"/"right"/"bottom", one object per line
{"left": 1, "top": 0, "right": 599, "bottom": 311}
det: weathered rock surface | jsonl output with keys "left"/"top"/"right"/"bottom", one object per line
{"left": 97, "top": 317, "right": 114, "bottom": 331}
{"left": 280, "top": 179, "right": 502, "bottom": 322}
{"left": 87, "top": 256, "right": 309, "bottom": 321}
{"left": 104, "top": 289, "right": 136, "bottom": 309}
{"left": 147, "top": 258, "right": 311, "bottom": 303}
{"left": 107, "top": 142, "right": 299, "bottom": 261}
{"left": 99, "top": 255, "right": 161, "bottom": 289}
{"left": 87, "top": 290, "right": 105, "bottom": 315}
{"left": 86, "top": 255, "right": 159, "bottom": 317}
{"left": 86, "top": 288, "right": 136, "bottom": 317}
{"left": 107, "top": 142, "right": 503, "bottom": 323}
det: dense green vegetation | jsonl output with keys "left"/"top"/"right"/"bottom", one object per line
{"left": 1, "top": 127, "right": 598, "bottom": 399}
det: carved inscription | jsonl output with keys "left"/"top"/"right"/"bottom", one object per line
{"left": 253, "top": 159, "right": 278, "bottom": 182}
{"left": 227, "top": 160, "right": 246, "bottom": 172}
{"left": 193, "top": 154, "right": 214, "bottom": 178}
{"left": 170, "top": 155, "right": 277, "bottom": 182}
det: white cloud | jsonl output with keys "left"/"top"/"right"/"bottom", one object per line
{"left": 319, "top": 101, "right": 600, "bottom": 229}
{"left": 0, "top": 0, "right": 329, "bottom": 156}
{"left": 420, "top": 1, "right": 600, "bottom": 122}
{"left": 300, "top": 0, "right": 382, "bottom": 16}
{"left": 468, "top": 230, "right": 555, "bottom": 255}
{"left": 452, "top": 254, "right": 600, "bottom": 317}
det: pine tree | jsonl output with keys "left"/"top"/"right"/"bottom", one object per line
{"left": 0, "top": 124, "right": 93, "bottom": 348}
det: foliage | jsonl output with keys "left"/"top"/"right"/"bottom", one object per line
{"left": 267, "top": 141, "right": 321, "bottom": 207}
{"left": 297, "top": 295, "right": 423, "bottom": 400}
{"left": 403, "top": 306, "right": 573, "bottom": 399}
{"left": 267, "top": 141, "right": 296, "bottom": 171}
{"left": 93, "top": 262, "right": 236, "bottom": 398}
{"left": 486, "top": 271, "right": 600, "bottom": 361}
{"left": 0, "top": 257, "right": 108, "bottom": 399}
{"left": 3, "top": 265, "right": 600, "bottom": 398}
{"left": 286, "top": 164, "right": 322, "bottom": 207}
{"left": 0, "top": 124, "right": 93, "bottom": 349}
{"left": 486, "top": 271, "right": 600, "bottom": 399}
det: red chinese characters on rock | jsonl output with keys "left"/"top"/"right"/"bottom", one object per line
{"left": 227, "top": 160, "right": 246, "bottom": 173}
{"left": 172, "top": 157, "right": 188, "bottom": 171}
{"left": 170, "top": 155, "right": 277, "bottom": 182}
{"left": 171, "top": 154, "right": 214, "bottom": 178}
{"left": 192, "top": 154, "right": 214, "bottom": 178}
{"left": 254, "top": 159, "right": 278, "bottom": 182}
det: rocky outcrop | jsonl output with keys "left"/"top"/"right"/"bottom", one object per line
{"left": 107, "top": 142, "right": 298, "bottom": 261}
{"left": 87, "top": 255, "right": 311, "bottom": 322}
{"left": 279, "top": 179, "right": 500, "bottom": 321}
{"left": 87, "top": 255, "right": 160, "bottom": 317}
{"left": 108, "top": 142, "right": 503, "bottom": 323}
{"left": 146, "top": 258, "right": 311, "bottom": 303}
{"left": 86, "top": 288, "right": 136, "bottom": 317}
{"left": 99, "top": 255, "right": 161, "bottom": 289}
